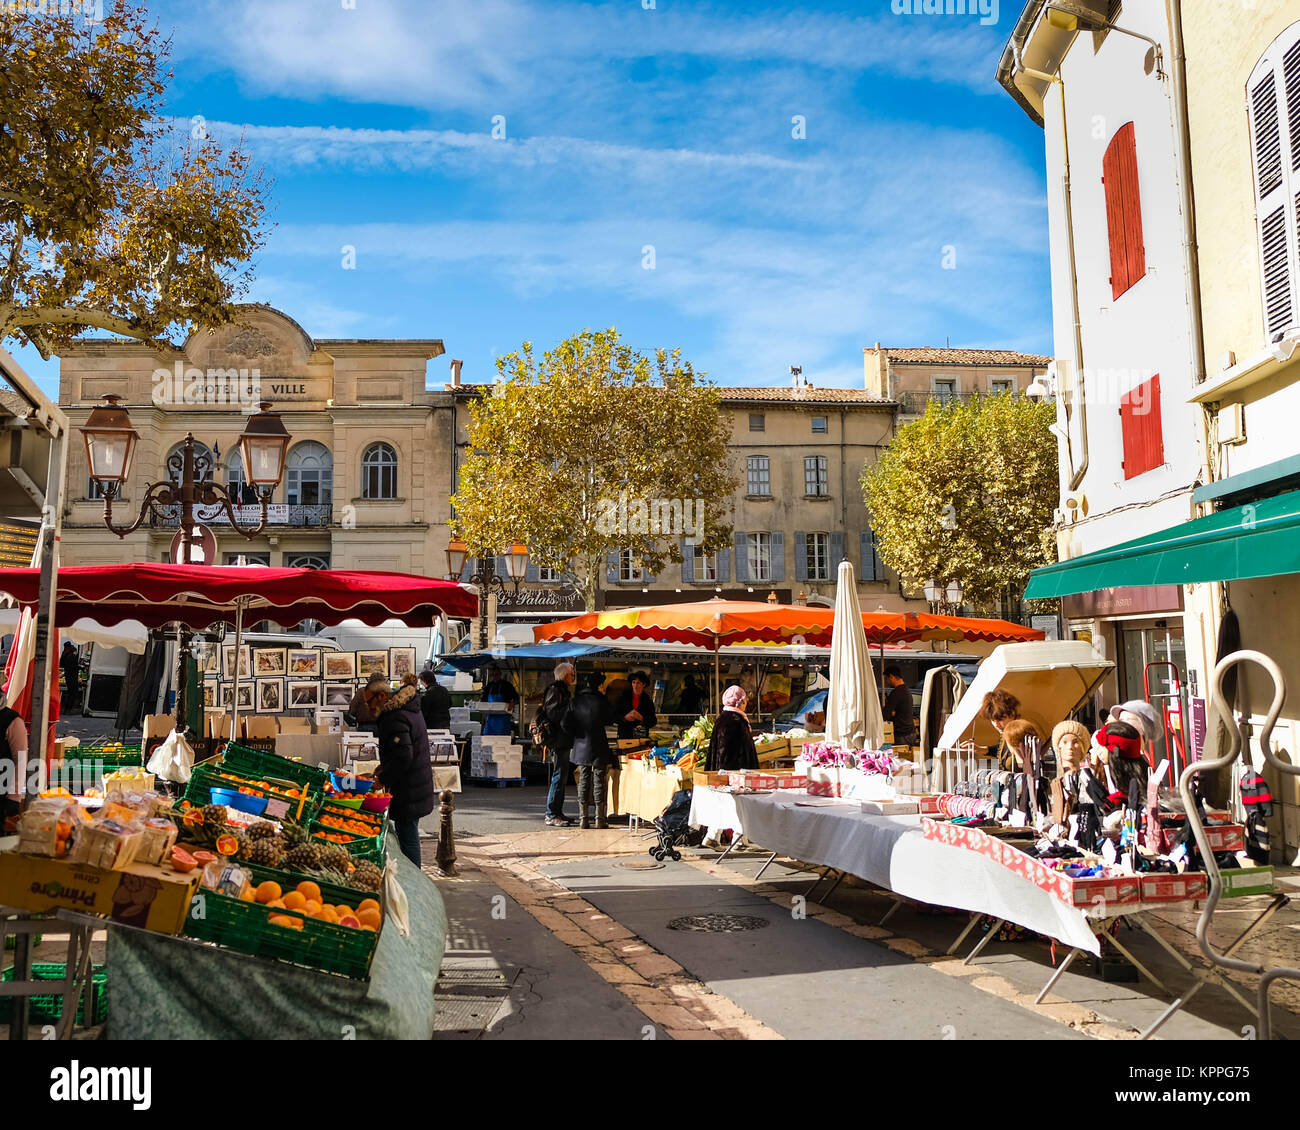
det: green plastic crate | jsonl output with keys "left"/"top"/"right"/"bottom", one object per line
{"left": 182, "top": 889, "right": 377, "bottom": 980}
{"left": 0, "top": 963, "right": 108, "bottom": 1025}
{"left": 220, "top": 743, "right": 329, "bottom": 791}
{"left": 182, "top": 761, "right": 322, "bottom": 824}
{"left": 241, "top": 862, "right": 384, "bottom": 905}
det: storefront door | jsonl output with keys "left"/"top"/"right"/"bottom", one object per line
{"left": 1118, "top": 624, "right": 1186, "bottom": 766}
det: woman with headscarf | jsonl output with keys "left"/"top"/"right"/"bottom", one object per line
{"left": 706, "top": 685, "right": 758, "bottom": 772}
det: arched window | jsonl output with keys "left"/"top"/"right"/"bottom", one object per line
{"left": 286, "top": 553, "right": 330, "bottom": 570}
{"left": 165, "top": 441, "right": 215, "bottom": 483}
{"left": 361, "top": 442, "right": 398, "bottom": 500}
{"left": 226, "top": 451, "right": 258, "bottom": 506}
{"left": 286, "top": 442, "right": 333, "bottom": 506}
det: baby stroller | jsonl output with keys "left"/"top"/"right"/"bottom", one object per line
{"left": 649, "top": 789, "right": 699, "bottom": 862}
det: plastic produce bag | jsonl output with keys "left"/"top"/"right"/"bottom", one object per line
{"left": 146, "top": 728, "right": 194, "bottom": 784}
{"left": 383, "top": 858, "right": 411, "bottom": 938}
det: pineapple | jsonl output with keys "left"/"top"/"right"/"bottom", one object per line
{"left": 281, "top": 821, "right": 310, "bottom": 849}
{"left": 200, "top": 803, "right": 228, "bottom": 827}
{"left": 246, "top": 822, "right": 278, "bottom": 841}
{"left": 246, "top": 838, "right": 284, "bottom": 867}
{"left": 351, "top": 860, "right": 383, "bottom": 892}
{"left": 283, "top": 843, "right": 322, "bottom": 873}
{"left": 317, "top": 844, "right": 352, "bottom": 874}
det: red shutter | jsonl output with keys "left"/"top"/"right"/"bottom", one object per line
{"left": 1103, "top": 123, "right": 1145, "bottom": 300}
{"left": 1119, "top": 374, "right": 1163, "bottom": 479}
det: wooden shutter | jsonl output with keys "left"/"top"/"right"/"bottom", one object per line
{"left": 733, "top": 531, "right": 748, "bottom": 582}
{"left": 680, "top": 539, "right": 694, "bottom": 583}
{"left": 794, "top": 531, "right": 808, "bottom": 582}
{"left": 830, "top": 530, "right": 844, "bottom": 570}
{"left": 770, "top": 531, "right": 785, "bottom": 583}
{"left": 1120, "top": 374, "right": 1164, "bottom": 480}
{"left": 1102, "top": 123, "right": 1146, "bottom": 300}
{"left": 1249, "top": 27, "right": 1300, "bottom": 339}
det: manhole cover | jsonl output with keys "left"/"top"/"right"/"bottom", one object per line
{"left": 617, "top": 860, "right": 665, "bottom": 871}
{"left": 667, "top": 913, "right": 771, "bottom": 933}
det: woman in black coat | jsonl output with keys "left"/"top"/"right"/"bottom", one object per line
{"left": 706, "top": 684, "right": 759, "bottom": 772}
{"left": 564, "top": 673, "right": 615, "bottom": 829}
{"left": 376, "top": 675, "right": 435, "bottom": 865}
{"left": 419, "top": 669, "right": 452, "bottom": 730}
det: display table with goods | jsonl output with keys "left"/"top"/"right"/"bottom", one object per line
{"left": 607, "top": 721, "right": 701, "bottom": 823}
{"left": 689, "top": 739, "right": 1252, "bottom": 981}
{"left": 0, "top": 743, "right": 447, "bottom": 1038}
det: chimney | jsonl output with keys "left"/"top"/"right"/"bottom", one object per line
{"left": 449, "top": 359, "right": 463, "bottom": 386}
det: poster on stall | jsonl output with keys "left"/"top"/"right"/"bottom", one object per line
{"left": 1189, "top": 696, "right": 1206, "bottom": 762}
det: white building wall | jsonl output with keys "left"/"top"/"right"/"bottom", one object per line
{"left": 1042, "top": 6, "right": 1204, "bottom": 561}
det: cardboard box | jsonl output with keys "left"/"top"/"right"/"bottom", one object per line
{"left": 1222, "top": 866, "right": 1275, "bottom": 898}
{"left": 1159, "top": 821, "right": 1246, "bottom": 854}
{"left": 1062, "top": 874, "right": 1141, "bottom": 910}
{"left": 694, "top": 771, "right": 729, "bottom": 787}
{"left": 859, "top": 799, "right": 920, "bottom": 816}
{"left": 0, "top": 852, "right": 199, "bottom": 934}
{"left": 1139, "top": 873, "right": 1209, "bottom": 904}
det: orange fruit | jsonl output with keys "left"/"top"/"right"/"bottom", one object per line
{"left": 267, "top": 899, "right": 286, "bottom": 909}
{"left": 319, "top": 906, "right": 339, "bottom": 924}
{"left": 254, "top": 881, "right": 282, "bottom": 905}
{"left": 357, "top": 907, "right": 381, "bottom": 929}
{"left": 359, "top": 923, "right": 376, "bottom": 932}
{"left": 337, "top": 914, "right": 361, "bottom": 929}
{"left": 269, "top": 914, "right": 303, "bottom": 930}
{"left": 296, "top": 881, "right": 321, "bottom": 903}
{"left": 336, "top": 905, "right": 355, "bottom": 919}
{"left": 282, "top": 891, "right": 307, "bottom": 911}
{"left": 357, "top": 898, "right": 380, "bottom": 916}
{"left": 304, "top": 900, "right": 322, "bottom": 917}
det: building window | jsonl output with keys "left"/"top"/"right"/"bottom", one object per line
{"left": 990, "top": 378, "right": 1014, "bottom": 395}
{"left": 361, "top": 442, "right": 398, "bottom": 500}
{"left": 1102, "top": 121, "right": 1146, "bottom": 300}
{"left": 286, "top": 441, "right": 333, "bottom": 506}
{"left": 933, "top": 378, "right": 957, "bottom": 404}
{"left": 746, "top": 533, "right": 771, "bottom": 582}
{"left": 749, "top": 413, "right": 765, "bottom": 432}
{"left": 1248, "top": 25, "right": 1300, "bottom": 339}
{"left": 806, "top": 532, "right": 830, "bottom": 581}
{"left": 87, "top": 476, "right": 109, "bottom": 500}
{"left": 224, "top": 553, "right": 270, "bottom": 566}
{"left": 618, "top": 548, "right": 644, "bottom": 583}
{"left": 811, "top": 416, "right": 828, "bottom": 433}
{"left": 693, "top": 546, "right": 718, "bottom": 582}
{"left": 746, "top": 455, "right": 771, "bottom": 496}
{"left": 286, "top": 553, "right": 330, "bottom": 570}
{"left": 1120, "top": 374, "right": 1164, "bottom": 479}
{"left": 227, "top": 452, "right": 258, "bottom": 506}
{"left": 538, "top": 565, "right": 561, "bottom": 583}
{"left": 165, "top": 441, "right": 215, "bottom": 483}
{"left": 804, "top": 455, "right": 828, "bottom": 496}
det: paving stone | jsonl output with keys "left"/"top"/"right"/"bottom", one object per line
{"left": 589, "top": 962, "right": 650, "bottom": 986}
{"left": 664, "top": 1027, "right": 724, "bottom": 1040}
{"left": 627, "top": 953, "right": 684, "bottom": 978}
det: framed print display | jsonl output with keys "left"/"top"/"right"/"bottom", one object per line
{"left": 254, "top": 647, "right": 288, "bottom": 676}
{"left": 202, "top": 682, "right": 216, "bottom": 708}
{"left": 287, "top": 680, "right": 321, "bottom": 708}
{"left": 324, "top": 651, "right": 356, "bottom": 680}
{"left": 256, "top": 677, "right": 284, "bottom": 713}
{"left": 222, "top": 645, "right": 250, "bottom": 679}
{"left": 323, "top": 683, "right": 354, "bottom": 708}
{"left": 356, "top": 650, "right": 388, "bottom": 678}
{"left": 288, "top": 648, "right": 321, "bottom": 677}
{"left": 388, "top": 647, "right": 417, "bottom": 681}
{"left": 198, "top": 643, "right": 219, "bottom": 674}
{"left": 219, "top": 682, "right": 235, "bottom": 708}
{"left": 236, "top": 682, "right": 255, "bottom": 710}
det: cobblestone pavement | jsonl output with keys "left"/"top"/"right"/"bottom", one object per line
{"left": 429, "top": 783, "right": 1300, "bottom": 1040}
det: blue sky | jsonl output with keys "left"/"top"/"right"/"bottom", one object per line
{"left": 15, "top": 0, "right": 1051, "bottom": 398}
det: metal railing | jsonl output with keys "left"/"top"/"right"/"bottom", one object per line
{"left": 148, "top": 503, "right": 334, "bottom": 528}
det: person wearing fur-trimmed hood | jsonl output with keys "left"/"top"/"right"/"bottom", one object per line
{"left": 376, "top": 674, "right": 435, "bottom": 865}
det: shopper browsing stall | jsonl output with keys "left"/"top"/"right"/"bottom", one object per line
{"left": 539, "top": 662, "right": 577, "bottom": 827}
{"left": 706, "top": 685, "right": 758, "bottom": 773}
{"left": 481, "top": 664, "right": 519, "bottom": 737}
{"left": 419, "top": 669, "right": 452, "bottom": 730}
{"left": 376, "top": 674, "right": 436, "bottom": 866}
{"left": 565, "top": 672, "right": 614, "bottom": 829}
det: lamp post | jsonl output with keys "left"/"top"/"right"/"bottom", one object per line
{"left": 80, "top": 397, "right": 291, "bottom": 729}
{"left": 924, "top": 577, "right": 965, "bottom": 615}
{"left": 446, "top": 536, "right": 530, "bottom": 650}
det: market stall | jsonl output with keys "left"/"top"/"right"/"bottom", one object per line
{"left": 0, "top": 564, "right": 476, "bottom": 1038}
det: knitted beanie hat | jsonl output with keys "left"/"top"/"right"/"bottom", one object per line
{"left": 1052, "top": 719, "right": 1091, "bottom": 751}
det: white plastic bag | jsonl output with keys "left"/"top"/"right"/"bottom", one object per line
{"left": 146, "top": 728, "right": 195, "bottom": 784}
{"left": 383, "top": 858, "right": 411, "bottom": 938}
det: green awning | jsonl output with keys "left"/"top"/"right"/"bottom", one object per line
{"left": 1023, "top": 488, "right": 1300, "bottom": 600}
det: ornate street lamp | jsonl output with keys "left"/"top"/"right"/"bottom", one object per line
{"left": 445, "top": 534, "right": 530, "bottom": 650}
{"left": 79, "top": 396, "right": 292, "bottom": 728}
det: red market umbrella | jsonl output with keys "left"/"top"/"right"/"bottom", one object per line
{"left": 0, "top": 562, "right": 478, "bottom": 628}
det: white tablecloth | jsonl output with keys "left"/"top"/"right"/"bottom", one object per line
{"left": 690, "top": 788, "right": 1105, "bottom": 953}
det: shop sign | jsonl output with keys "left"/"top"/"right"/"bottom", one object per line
{"left": 1061, "top": 584, "right": 1184, "bottom": 620}
{"left": 498, "top": 585, "right": 586, "bottom": 613}
{"left": 196, "top": 504, "right": 290, "bottom": 525}
{"left": 0, "top": 518, "right": 40, "bottom": 567}
{"left": 1188, "top": 696, "right": 1206, "bottom": 762}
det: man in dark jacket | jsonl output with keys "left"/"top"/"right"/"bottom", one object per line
{"left": 60, "top": 641, "right": 80, "bottom": 711}
{"left": 376, "top": 676, "right": 435, "bottom": 865}
{"left": 564, "top": 672, "right": 615, "bottom": 829}
{"left": 881, "top": 665, "right": 916, "bottom": 746}
{"left": 613, "top": 671, "right": 657, "bottom": 740}
{"left": 539, "top": 662, "right": 577, "bottom": 826}
{"left": 419, "top": 670, "right": 452, "bottom": 730}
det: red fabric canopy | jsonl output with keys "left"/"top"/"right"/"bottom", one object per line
{"left": 0, "top": 563, "right": 478, "bottom": 629}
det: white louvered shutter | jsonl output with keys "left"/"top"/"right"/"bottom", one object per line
{"left": 1249, "top": 27, "right": 1300, "bottom": 341}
